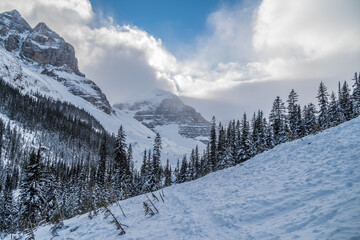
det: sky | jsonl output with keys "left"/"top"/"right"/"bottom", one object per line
{"left": 0, "top": 0, "right": 359, "bottom": 121}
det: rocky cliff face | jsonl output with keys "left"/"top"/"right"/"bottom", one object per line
{"left": 114, "top": 90, "right": 211, "bottom": 141}
{"left": 21, "top": 22, "right": 82, "bottom": 76}
{"left": 0, "top": 10, "right": 113, "bottom": 114}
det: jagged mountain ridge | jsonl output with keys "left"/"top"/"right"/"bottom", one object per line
{"left": 115, "top": 89, "right": 211, "bottom": 141}
{"left": 0, "top": 9, "right": 112, "bottom": 114}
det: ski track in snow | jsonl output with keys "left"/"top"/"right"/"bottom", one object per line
{"left": 11, "top": 117, "right": 360, "bottom": 240}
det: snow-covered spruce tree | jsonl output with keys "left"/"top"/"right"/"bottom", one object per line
{"left": 351, "top": 72, "right": 360, "bottom": 116}
{"left": 239, "top": 113, "right": 253, "bottom": 162}
{"left": 203, "top": 144, "right": 211, "bottom": 176}
{"left": 164, "top": 159, "right": 172, "bottom": 187}
{"left": 287, "top": 89, "right": 302, "bottom": 139}
{"left": 338, "top": 81, "right": 353, "bottom": 121}
{"left": 227, "top": 120, "right": 239, "bottom": 166}
{"left": 173, "top": 158, "right": 180, "bottom": 183}
{"left": 125, "top": 143, "right": 135, "bottom": 196}
{"left": 127, "top": 144, "right": 134, "bottom": 178}
{"left": 141, "top": 149, "right": 159, "bottom": 192}
{"left": 77, "top": 158, "right": 90, "bottom": 214}
{"left": 42, "top": 164, "right": 62, "bottom": 224}
{"left": 295, "top": 105, "right": 305, "bottom": 138}
{"left": 269, "top": 96, "right": 288, "bottom": 145}
{"left": 194, "top": 145, "right": 200, "bottom": 179}
{"left": 317, "top": 82, "right": 329, "bottom": 130}
{"left": 216, "top": 123, "right": 227, "bottom": 170}
{"left": 265, "top": 118, "right": 275, "bottom": 149}
{"left": 1, "top": 173, "right": 15, "bottom": 234}
{"left": 19, "top": 149, "right": 46, "bottom": 230}
{"left": 178, "top": 155, "right": 188, "bottom": 183}
{"left": 140, "top": 149, "right": 148, "bottom": 183}
{"left": 189, "top": 149, "right": 196, "bottom": 180}
{"left": 96, "top": 135, "right": 108, "bottom": 206}
{"left": 251, "top": 111, "right": 267, "bottom": 154}
{"left": 327, "top": 91, "right": 341, "bottom": 127}
{"left": 152, "top": 132, "right": 162, "bottom": 188}
{"left": 209, "top": 116, "right": 217, "bottom": 171}
{"left": 303, "top": 103, "right": 319, "bottom": 135}
{"left": 113, "top": 126, "right": 130, "bottom": 199}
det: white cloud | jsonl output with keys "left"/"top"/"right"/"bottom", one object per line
{"left": 253, "top": 0, "right": 360, "bottom": 79}
{"left": 0, "top": 0, "right": 359, "bottom": 120}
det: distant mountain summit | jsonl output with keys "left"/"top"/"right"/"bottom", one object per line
{"left": 114, "top": 89, "right": 211, "bottom": 141}
{"left": 0, "top": 9, "right": 113, "bottom": 114}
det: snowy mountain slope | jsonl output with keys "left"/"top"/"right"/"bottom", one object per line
{"left": 23, "top": 116, "right": 360, "bottom": 240}
{"left": 0, "top": 10, "right": 205, "bottom": 165}
{"left": 114, "top": 89, "right": 211, "bottom": 142}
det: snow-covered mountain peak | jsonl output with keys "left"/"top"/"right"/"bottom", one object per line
{"left": 0, "top": 9, "right": 83, "bottom": 76}
{"left": 114, "top": 88, "right": 211, "bottom": 141}
{"left": 32, "top": 22, "right": 50, "bottom": 32}
{"left": 0, "top": 9, "right": 31, "bottom": 33}
{"left": 0, "top": 9, "right": 115, "bottom": 115}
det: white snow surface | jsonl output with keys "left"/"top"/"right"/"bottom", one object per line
{"left": 21, "top": 116, "right": 360, "bottom": 240}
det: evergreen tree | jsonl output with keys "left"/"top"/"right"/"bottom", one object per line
{"left": 227, "top": 120, "right": 238, "bottom": 165}
{"left": 209, "top": 116, "right": 217, "bottom": 171}
{"left": 164, "top": 159, "right": 172, "bottom": 187}
{"left": 19, "top": 149, "right": 46, "bottom": 229}
{"left": 113, "top": 126, "right": 128, "bottom": 199}
{"left": 287, "top": 89, "right": 302, "bottom": 139}
{"left": 239, "top": 113, "right": 252, "bottom": 161}
{"left": 189, "top": 149, "right": 196, "bottom": 180}
{"left": 178, "top": 155, "right": 188, "bottom": 183}
{"left": 42, "top": 165, "right": 61, "bottom": 224}
{"left": 96, "top": 135, "right": 107, "bottom": 205}
{"left": 194, "top": 145, "right": 200, "bottom": 179}
{"left": 338, "top": 81, "right": 353, "bottom": 121}
{"left": 152, "top": 132, "right": 162, "bottom": 186}
{"left": 1, "top": 173, "right": 15, "bottom": 233}
{"left": 127, "top": 144, "right": 134, "bottom": 176}
{"left": 252, "top": 111, "right": 267, "bottom": 154}
{"left": 97, "top": 136, "right": 107, "bottom": 187}
{"left": 216, "top": 123, "right": 227, "bottom": 169}
{"left": 303, "top": 103, "right": 319, "bottom": 135}
{"left": 140, "top": 149, "right": 148, "bottom": 179}
{"left": 265, "top": 119, "right": 275, "bottom": 149}
{"left": 328, "top": 91, "right": 340, "bottom": 127}
{"left": 174, "top": 159, "right": 180, "bottom": 182}
{"left": 351, "top": 72, "right": 360, "bottom": 116}
{"left": 269, "top": 96, "right": 288, "bottom": 145}
{"left": 317, "top": 82, "right": 329, "bottom": 129}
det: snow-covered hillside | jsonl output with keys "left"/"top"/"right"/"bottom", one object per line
{"left": 23, "top": 116, "right": 360, "bottom": 240}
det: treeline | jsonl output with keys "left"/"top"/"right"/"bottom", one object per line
{"left": 0, "top": 78, "right": 116, "bottom": 236}
{"left": 0, "top": 124, "right": 166, "bottom": 237}
{"left": 173, "top": 72, "right": 360, "bottom": 183}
